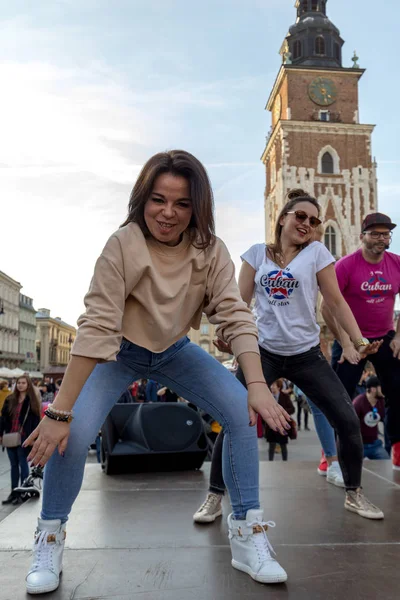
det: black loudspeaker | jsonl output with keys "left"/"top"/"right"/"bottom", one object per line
{"left": 101, "top": 403, "right": 208, "bottom": 474}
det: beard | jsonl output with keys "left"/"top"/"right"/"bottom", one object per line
{"left": 364, "top": 240, "right": 391, "bottom": 255}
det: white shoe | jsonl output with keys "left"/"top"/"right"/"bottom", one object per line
{"left": 326, "top": 461, "right": 345, "bottom": 488}
{"left": 193, "top": 492, "right": 223, "bottom": 523}
{"left": 26, "top": 519, "right": 66, "bottom": 595}
{"left": 228, "top": 509, "right": 287, "bottom": 584}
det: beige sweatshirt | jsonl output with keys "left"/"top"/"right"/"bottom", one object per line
{"left": 71, "top": 223, "right": 259, "bottom": 361}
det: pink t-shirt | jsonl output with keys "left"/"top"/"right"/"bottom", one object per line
{"left": 335, "top": 249, "right": 400, "bottom": 338}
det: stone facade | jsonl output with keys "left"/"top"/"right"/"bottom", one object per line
{"left": 189, "top": 314, "right": 228, "bottom": 363}
{"left": 36, "top": 309, "right": 76, "bottom": 372}
{"left": 19, "top": 294, "right": 37, "bottom": 372}
{"left": 0, "top": 271, "right": 24, "bottom": 368}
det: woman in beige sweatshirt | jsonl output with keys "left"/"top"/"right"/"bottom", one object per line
{"left": 23, "top": 150, "right": 291, "bottom": 594}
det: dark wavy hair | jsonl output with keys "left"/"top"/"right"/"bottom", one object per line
{"left": 121, "top": 150, "right": 215, "bottom": 249}
{"left": 269, "top": 189, "right": 321, "bottom": 263}
{"left": 6, "top": 376, "right": 41, "bottom": 418}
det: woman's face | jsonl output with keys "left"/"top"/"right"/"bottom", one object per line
{"left": 280, "top": 201, "right": 320, "bottom": 246}
{"left": 17, "top": 378, "right": 28, "bottom": 393}
{"left": 144, "top": 172, "right": 193, "bottom": 246}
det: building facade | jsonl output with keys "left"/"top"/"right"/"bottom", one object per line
{"left": 36, "top": 309, "right": 76, "bottom": 373}
{"left": 0, "top": 271, "right": 25, "bottom": 368}
{"left": 19, "top": 294, "right": 38, "bottom": 372}
{"left": 263, "top": 0, "right": 377, "bottom": 259}
{"left": 189, "top": 314, "right": 227, "bottom": 363}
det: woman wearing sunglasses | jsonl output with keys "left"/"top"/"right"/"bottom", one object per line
{"left": 193, "top": 189, "right": 384, "bottom": 526}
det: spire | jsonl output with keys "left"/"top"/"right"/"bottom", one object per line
{"left": 280, "top": 1, "right": 344, "bottom": 68}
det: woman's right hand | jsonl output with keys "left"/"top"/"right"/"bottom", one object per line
{"left": 23, "top": 417, "right": 70, "bottom": 467}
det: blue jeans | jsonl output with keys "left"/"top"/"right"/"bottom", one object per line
{"left": 363, "top": 439, "right": 389, "bottom": 460}
{"left": 41, "top": 337, "right": 259, "bottom": 521}
{"left": 7, "top": 445, "right": 30, "bottom": 490}
{"left": 306, "top": 398, "right": 338, "bottom": 458}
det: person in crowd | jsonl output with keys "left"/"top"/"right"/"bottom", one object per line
{"left": 353, "top": 376, "right": 388, "bottom": 461}
{"left": 146, "top": 379, "right": 163, "bottom": 402}
{"left": 293, "top": 385, "right": 309, "bottom": 431}
{"left": 136, "top": 379, "right": 148, "bottom": 403}
{"left": 22, "top": 150, "right": 292, "bottom": 594}
{"left": 0, "top": 380, "right": 11, "bottom": 412}
{"left": 156, "top": 385, "right": 180, "bottom": 402}
{"left": 321, "top": 212, "right": 400, "bottom": 469}
{"left": 130, "top": 381, "right": 138, "bottom": 399}
{"left": 193, "top": 188, "right": 383, "bottom": 527}
{"left": 0, "top": 376, "right": 41, "bottom": 505}
{"left": 265, "top": 380, "right": 295, "bottom": 461}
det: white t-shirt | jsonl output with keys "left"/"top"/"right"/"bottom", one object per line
{"left": 241, "top": 241, "right": 335, "bottom": 356}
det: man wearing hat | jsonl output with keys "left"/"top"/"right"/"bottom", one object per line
{"left": 322, "top": 213, "right": 400, "bottom": 470}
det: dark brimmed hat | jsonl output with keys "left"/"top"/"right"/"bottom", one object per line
{"left": 365, "top": 376, "right": 381, "bottom": 389}
{"left": 362, "top": 213, "right": 397, "bottom": 232}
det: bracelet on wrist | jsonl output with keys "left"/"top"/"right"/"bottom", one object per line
{"left": 247, "top": 381, "right": 267, "bottom": 386}
{"left": 48, "top": 404, "right": 73, "bottom": 417}
{"left": 44, "top": 409, "right": 73, "bottom": 423}
{"left": 353, "top": 337, "right": 369, "bottom": 349}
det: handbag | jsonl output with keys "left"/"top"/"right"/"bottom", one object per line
{"left": 288, "top": 418, "right": 297, "bottom": 440}
{"left": 2, "top": 405, "right": 30, "bottom": 448}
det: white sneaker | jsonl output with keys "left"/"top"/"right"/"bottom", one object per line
{"left": 26, "top": 519, "right": 66, "bottom": 595}
{"left": 193, "top": 492, "right": 223, "bottom": 523}
{"left": 326, "top": 461, "right": 345, "bottom": 488}
{"left": 228, "top": 509, "right": 287, "bottom": 584}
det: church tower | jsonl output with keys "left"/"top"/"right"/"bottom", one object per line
{"left": 262, "top": 0, "right": 378, "bottom": 258}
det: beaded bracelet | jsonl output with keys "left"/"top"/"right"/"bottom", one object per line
{"left": 47, "top": 404, "right": 73, "bottom": 417}
{"left": 44, "top": 409, "right": 73, "bottom": 424}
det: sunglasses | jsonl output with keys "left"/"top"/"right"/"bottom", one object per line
{"left": 286, "top": 210, "right": 322, "bottom": 229}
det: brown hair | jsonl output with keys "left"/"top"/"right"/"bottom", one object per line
{"left": 273, "top": 379, "right": 284, "bottom": 391}
{"left": 269, "top": 189, "right": 321, "bottom": 263}
{"left": 121, "top": 150, "right": 215, "bottom": 249}
{"left": 6, "top": 376, "right": 41, "bottom": 418}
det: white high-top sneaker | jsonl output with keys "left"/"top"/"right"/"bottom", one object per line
{"left": 228, "top": 509, "right": 287, "bottom": 584}
{"left": 26, "top": 519, "right": 66, "bottom": 595}
{"left": 326, "top": 461, "right": 345, "bottom": 488}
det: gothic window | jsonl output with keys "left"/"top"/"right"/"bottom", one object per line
{"left": 321, "top": 152, "right": 334, "bottom": 174}
{"left": 311, "top": 0, "right": 319, "bottom": 10}
{"left": 334, "top": 43, "right": 341, "bottom": 61}
{"left": 315, "top": 36, "right": 325, "bottom": 55}
{"left": 324, "top": 226, "right": 337, "bottom": 256}
{"left": 201, "top": 323, "right": 209, "bottom": 335}
{"left": 301, "top": 0, "right": 308, "bottom": 12}
{"left": 293, "top": 40, "right": 302, "bottom": 60}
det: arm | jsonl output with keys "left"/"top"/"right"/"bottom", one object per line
{"left": 238, "top": 261, "right": 256, "bottom": 307}
{"left": 24, "top": 234, "right": 128, "bottom": 466}
{"left": 205, "top": 242, "right": 290, "bottom": 433}
{"left": 389, "top": 315, "right": 400, "bottom": 359}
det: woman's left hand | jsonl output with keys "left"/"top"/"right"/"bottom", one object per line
{"left": 358, "top": 340, "right": 383, "bottom": 358}
{"left": 213, "top": 338, "right": 233, "bottom": 355}
{"left": 247, "top": 383, "right": 291, "bottom": 435}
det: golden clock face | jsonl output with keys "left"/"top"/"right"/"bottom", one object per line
{"left": 308, "top": 77, "right": 337, "bottom": 106}
{"left": 274, "top": 94, "right": 282, "bottom": 121}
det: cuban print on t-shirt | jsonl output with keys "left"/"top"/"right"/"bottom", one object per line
{"left": 240, "top": 242, "right": 335, "bottom": 356}
{"left": 260, "top": 268, "right": 299, "bottom": 307}
{"left": 362, "top": 269, "right": 393, "bottom": 305}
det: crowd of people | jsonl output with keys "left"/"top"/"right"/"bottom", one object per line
{"left": 0, "top": 150, "right": 398, "bottom": 595}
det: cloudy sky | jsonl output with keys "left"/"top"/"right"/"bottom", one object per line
{"left": 2, "top": 0, "right": 400, "bottom": 326}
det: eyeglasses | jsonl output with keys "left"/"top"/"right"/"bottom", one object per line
{"left": 363, "top": 231, "right": 392, "bottom": 240}
{"left": 286, "top": 210, "right": 322, "bottom": 229}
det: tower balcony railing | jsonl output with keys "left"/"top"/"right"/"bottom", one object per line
{"left": 311, "top": 111, "right": 342, "bottom": 123}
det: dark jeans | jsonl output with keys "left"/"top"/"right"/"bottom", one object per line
{"left": 209, "top": 345, "right": 363, "bottom": 492}
{"left": 296, "top": 400, "right": 309, "bottom": 429}
{"left": 6, "top": 445, "right": 30, "bottom": 490}
{"left": 333, "top": 331, "right": 400, "bottom": 447}
{"left": 269, "top": 443, "right": 288, "bottom": 461}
